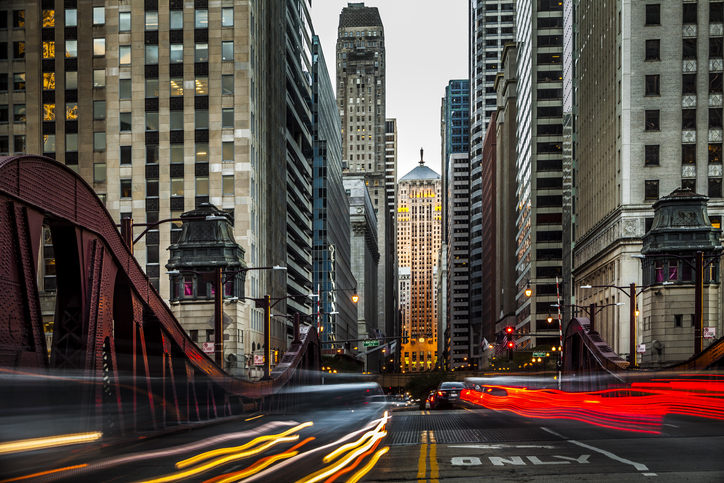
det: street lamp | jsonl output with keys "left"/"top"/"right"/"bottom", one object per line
{"left": 580, "top": 281, "right": 671, "bottom": 367}
{"left": 166, "top": 265, "right": 287, "bottom": 367}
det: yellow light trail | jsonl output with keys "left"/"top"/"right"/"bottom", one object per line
{"left": 176, "top": 422, "right": 313, "bottom": 469}
{"left": 322, "top": 418, "right": 386, "bottom": 463}
{"left": 139, "top": 436, "right": 300, "bottom": 483}
{"left": 346, "top": 447, "right": 389, "bottom": 483}
{"left": 0, "top": 432, "right": 102, "bottom": 456}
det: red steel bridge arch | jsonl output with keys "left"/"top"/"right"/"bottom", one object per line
{"left": 0, "top": 154, "right": 321, "bottom": 437}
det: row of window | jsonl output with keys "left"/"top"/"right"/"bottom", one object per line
{"left": 117, "top": 176, "right": 235, "bottom": 198}
{"left": 644, "top": 109, "right": 724, "bottom": 131}
{"left": 645, "top": 143, "right": 722, "bottom": 166}
{"left": 644, "top": 178, "right": 723, "bottom": 200}
{"left": 645, "top": 3, "right": 724, "bottom": 26}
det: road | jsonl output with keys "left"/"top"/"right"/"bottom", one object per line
{"left": 369, "top": 405, "right": 724, "bottom": 482}
{"left": 2, "top": 403, "right": 723, "bottom": 482}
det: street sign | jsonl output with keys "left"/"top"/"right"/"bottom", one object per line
{"left": 253, "top": 353, "right": 264, "bottom": 365}
{"left": 533, "top": 352, "right": 546, "bottom": 357}
{"left": 363, "top": 340, "right": 380, "bottom": 347}
{"left": 202, "top": 342, "right": 214, "bottom": 354}
{"left": 637, "top": 344, "right": 646, "bottom": 353}
{"left": 704, "top": 327, "right": 716, "bottom": 339}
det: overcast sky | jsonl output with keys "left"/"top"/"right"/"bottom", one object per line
{"left": 310, "top": 0, "right": 468, "bottom": 180}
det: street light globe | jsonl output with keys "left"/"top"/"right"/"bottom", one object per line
{"left": 351, "top": 294, "right": 359, "bottom": 303}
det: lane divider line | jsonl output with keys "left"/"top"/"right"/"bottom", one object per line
{"left": 417, "top": 443, "right": 427, "bottom": 480}
{"left": 541, "top": 427, "right": 649, "bottom": 472}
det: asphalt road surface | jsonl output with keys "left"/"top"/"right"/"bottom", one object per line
{"left": 2, "top": 403, "right": 722, "bottom": 482}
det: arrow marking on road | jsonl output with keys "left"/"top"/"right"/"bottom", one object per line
{"left": 541, "top": 427, "right": 649, "bottom": 472}
{"left": 448, "top": 444, "right": 558, "bottom": 450}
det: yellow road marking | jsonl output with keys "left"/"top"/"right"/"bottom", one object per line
{"left": 430, "top": 444, "right": 438, "bottom": 482}
{"left": 417, "top": 443, "right": 427, "bottom": 480}
{"left": 429, "top": 431, "right": 436, "bottom": 444}
{"left": 420, "top": 431, "right": 428, "bottom": 444}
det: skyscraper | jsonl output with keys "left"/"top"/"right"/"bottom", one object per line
{"left": 312, "top": 34, "right": 357, "bottom": 346}
{"left": 513, "top": 0, "right": 565, "bottom": 349}
{"left": 572, "top": 1, "right": 724, "bottom": 360}
{"left": 397, "top": 154, "right": 442, "bottom": 372}
{"left": 1, "top": 1, "right": 314, "bottom": 368}
{"left": 336, "top": 3, "right": 395, "bottom": 343}
{"left": 468, "top": 0, "right": 516, "bottom": 353}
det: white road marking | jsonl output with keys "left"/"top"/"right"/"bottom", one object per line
{"left": 451, "top": 456, "right": 483, "bottom": 465}
{"left": 527, "top": 456, "right": 570, "bottom": 465}
{"left": 554, "top": 455, "right": 590, "bottom": 464}
{"left": 643, "top": 473, "right": 658, "bottom": 476}
{"left": 489, "top": 456, "right": 526, "bottom": 466}
{"left": 541, "top": 427, "right": 649, "bottom": 472}
{"left": 663, "top": 424, "right": 679, "bottom": 428}
{"left": 448, "top": 444, "right": 558, "bottom": 450}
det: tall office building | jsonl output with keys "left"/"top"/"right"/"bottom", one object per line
{"left": 311, "top": 35, "right": 358, "bottom": 346}
{"left": 397, "top": 154, "right": 442, "bottom": 372}
{"left": 512, "top": 0, "right": 565, "bottom": 349}
{"left": 336, "top": 3, "right": 395, "bottom": 343}
{"left": 0, "top": 1, "right": 314, "bottom": 369}
{"left": 384, "top": 118, "right": 399, "bottom": 349}
{"left": 441, "top": 80, "right": 471, "bottom": 370}
{"left": 468, "top": 0, "right": 516, "bottom": 353}
{"left": 573, "top": 1, "right": 724, "bottom": 360}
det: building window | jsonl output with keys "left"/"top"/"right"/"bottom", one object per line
{"left": 13, "top": 10, "right": 25, "bottom": 28}
{"left": 146, "top": 78, "right": 159, "bottom": 98}
{"left": 120, "top": 79, "right": 132, "bottom": 99}
{"left": 65, "top": 9, "right": 77, "bottom": 27}
{"left": 0, "top": 105, "right": 7, "bottom": 123}
{"left": 93, "top": 132, "right": 106, "bottom": 151}
{"left": 196, "top": 177, "right": 209, "bottom": 196}
{"left": 147, "top": 179, "right": 159, "bottom": 197}
{"left": 170, "top": 44, "right": 183, "bottom": 63}
{"left": 222, "top": 8, "right": 233, "bottom": 27}
{"left": 93, "top": 7, "right": 105, "bottom": 25}
{"left": 683, "top": 73, "right": 697, "bottom": 94}
{"left": 170, "top": 111, "right": 183, "bottom": 131}
{"left": 222, "top": 175, "right": 234, "bottom": 195}
{"left": 43, "top": 73, "right": 55, "bottom": 90}
{"left": 170, "top": 78, "right": 184, "bottom": 96}
{"left": 119, "top": 12, "right": 131, "bottom": 32}
{"left": 13, "top": 104, "right": 25, "bottom": 122}
{"left": 709, "top": 178, "right": 723, "bottom": 198}
{"left": 119, "top": 46, "right": 131, "bottom": 65}
{"left": 91, "top": 100, "right": 104, "bottom": 120}
{"left": 65, "top": 102, "right": 77, "bottom": 120}
{"left": 195, "top": 10, "right": 208, "bottom": 28}
{"left": 222, "top": 41, "right": 233, "bottom": 61}
{"left": 645, "top": 4, "right": 660, "bottom": 26}
{"left": 645, "top": 75, "right": 660, "bottom": 96}
{"left": 171, "top": 178, "right": 184, "bottom": 196}
{"left": 645, "top": 180, "right": 659, "bottom": 200}
{"left": 683, "top": 39, "right": 697, "bottom": 60}
{"left": 146, "top": 145, "right": 159, "bottom": 164}
{"left": 645, "top": 145, "right": 659, "bottom": 166}
{"left": 645, "top": 110, "right": 660, "bottom": 131}
{"left": 710, "top": 143, "right": 723, "bottom": 163}
{"left": 195, "top": 77, "right": 208, "bottom": 95}
{"left": 120, "top": 179, "right": 132, "bottom": 198}
{"left": 13, "top": 41, "right": 25, "bottom": 59}
{"left": 65, "top": 72, "right": 77, "bottom": 90}
{"left": 14, "top": 135, "right": 26, "bottom": 153}
{"left": 710, "top": 108, "right": 723, "bottom": 128}
{"left": 674, "top": 314, "right": 682, "bottom": 327}
{"left": 145, "top": 11, "right": 158, "bottom": 31}
{"left": 43, "top": 135, "right": 56, "bottom": 153}
{"left": 683, "top": 3, "right": 697, "bottom": 24}
{"left": 170, "top": 11, "right": 183, "bottom": 29}
{"left": 222, "top": 108, "right": 234, "bottom": 128}
{"left": 195, "top": 110, "right": 208, "bottom": 129}
{"left": 93, "top": 38, "right": 105, "bottom": 56}
{"left": 195, "top": 43, "right": 208, "bottom": 62}
{"left": 222, "top": 75, "right": 234, "bottom": 95}
{"left": 682, "top": 109, "right": 697, "bottom": 130}
{"left": 120, "top": 112, "right": 132, "bottom": 132}
{"left": 0, "top": 136, "right": 9, "bottom": 155}
{"left": 682, "top": 144, "right": 696, "bottom": 164}
{"left": 711, "top": 38, "right": 724, "bottom": 58}
{"left": 145, "top": 45, "right": 159, "bottom": 64}
{"left": 146, "top": 112, "right": 159, "bottom": 131}
{"left": 712, "top": 73, "right": 723, "bottom": 94}
{"left": 682, "top": 178, "right": 696, "bottom": 191}
{"left": 65, "top": 40, "right": 77, "bottom": 58}
{"left": 222, "top": 142, "right": 234, "bottom": 162}
{"left": 645, "top": 39, "right": 660, "bottom": 60}
{"left": 713, "top": 2, "right": 724, "bottom": 23}
{"left": 94, "top": 70, "right": 105, "bottom": 88}
{"left": 93, "top": 163, "right": 106, "bottom": 182}
{"left": 196, "top": 143, "right": 209, "bottom": 162}
{"left": 120, "top": 145, "right": 132, "bottom": 165}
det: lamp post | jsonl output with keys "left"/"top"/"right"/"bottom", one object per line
{"left": 167, "top": 265, "right": 287, "bottom": 367}
{"left": 580, "top": 281, "right": 671, "bottom": 368}
{"left": 118, "top": 214, "right": 213, "bottom": 255}
{"left": 307, "top": 287, "right": 358, "bottom": 344}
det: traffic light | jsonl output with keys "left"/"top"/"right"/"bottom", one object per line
{"left": 505, "top": 326, "right": 514, "bottom": 335}
{"left": 507, "top": 341, "right": 515, "bottom": 349}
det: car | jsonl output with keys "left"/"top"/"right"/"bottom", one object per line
{"left": 430, "top": 381, "right": 466, "bottom": 409}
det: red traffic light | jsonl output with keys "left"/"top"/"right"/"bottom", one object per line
{"left": 505, "top": 326, "right": 514, "bottom": 334}
{"left": 507, "top": 341, "right": 515, "bottom": 349}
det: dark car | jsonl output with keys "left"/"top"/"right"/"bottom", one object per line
{"left": 430, "top": 381, "right": 466, "bottom": 409}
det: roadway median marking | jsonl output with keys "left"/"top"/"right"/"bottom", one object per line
{"left": 541, "top": 427, "right": 651, "bottom": 474}
{"left": 417, "top": 442, "right": 439, "bottom": 483}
